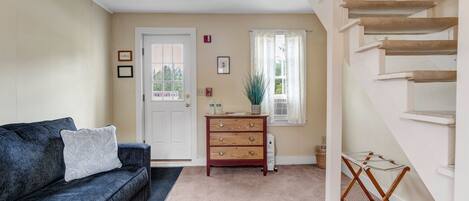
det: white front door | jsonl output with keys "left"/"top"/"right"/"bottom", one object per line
{"left": 143, "top": 34, "right": 194, "bottom": 160}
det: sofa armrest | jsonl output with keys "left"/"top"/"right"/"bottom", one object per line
{"left": 118, "top": 143, "right": 151, "bottom": 181}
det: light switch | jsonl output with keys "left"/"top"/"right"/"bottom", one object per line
{"left": 197, "top": 88, "right": 204, "bottom": 96}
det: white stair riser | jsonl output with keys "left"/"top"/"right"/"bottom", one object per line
{"left": 385, "top": 55, "right": 457, "bottom": 73}
{"left": 412, "top": 82, "right": 456, "bottom": 111}
{"left": 364, "top": 27, "right": 457, "bottom": 43}
{"left": 410, "top": 8, "right": 434, "bottom": 18}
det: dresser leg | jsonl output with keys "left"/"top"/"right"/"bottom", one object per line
{"left": 263, "top": 165, "right": 267, "bottom": 176}
{"left": 206, "top": 165, "right": 211, "bottom": 176}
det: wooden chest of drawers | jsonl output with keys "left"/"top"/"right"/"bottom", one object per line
{"left": 205, "top": 114, "right": 268, "bottom": 176}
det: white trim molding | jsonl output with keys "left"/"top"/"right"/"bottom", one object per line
{"left": 151, "top": 155, "right": 316, "bottom": 167}
{"left": 92, "top": 0, "right": 114, "bottom": 13}
{"left": 134, "top": 27, "right": 198, "bottom": 163}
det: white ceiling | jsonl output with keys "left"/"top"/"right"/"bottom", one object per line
{"left": 93, "top": 0, "right": 313, "bottom": 14}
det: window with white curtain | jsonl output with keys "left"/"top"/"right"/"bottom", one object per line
{"left": 250, "top": 30, "right": 306, "bottom": 125}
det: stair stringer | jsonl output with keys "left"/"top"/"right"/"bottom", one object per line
{"left": 347, "top": 47, "right": 454, "bottom": 201}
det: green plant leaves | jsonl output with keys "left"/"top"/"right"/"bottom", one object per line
{"left": 244, "top": 73, "right": 267, "bottom": 105}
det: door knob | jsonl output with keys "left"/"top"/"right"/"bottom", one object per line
{"left": 185, "top": 103, "right": 191, "bottom": 107}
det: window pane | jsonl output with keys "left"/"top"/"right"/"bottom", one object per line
{"left": 152, "top": 81, "right": 163, "bottom": 101}
{"left": 275, "top": 79, "right": 283, "bottom": 94}
{"left": 173, "top": 44, "right": 183, "bottom": 64}
{"left": 153, "top": 64, "right": 163, "bottom": 80}
{"left": 163, "top": 64, "right": 173, "bottom": 81}
{"left": 173, "top": 81, "right": 184, "bottom": 100}
{"left": 163, "top": 44, "right": 172, "bottom": 63}
{"left": 275, "top": 62, "right": 282, "bottom": 76}
{"left": 164, "top": 81, "right": 172, "bottom": 91}
{"left": 174, "top": 64, "right": 183, "bottom": 80}
{"left": 153, "top": 81, "right": 163, "bottom": 91}
{"left": 152, "top": 44, "right": 163, "bottom": 63}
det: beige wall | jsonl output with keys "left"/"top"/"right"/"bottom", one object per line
{"left": 341, "top": 1, "right": 459, "bottom": 200}
{"left": 111, "top": 13, "right": 327, "bottom": 159}
{"left": 0, "top": 0, "right": 112, "bottom": 128}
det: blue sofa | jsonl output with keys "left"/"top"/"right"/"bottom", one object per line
{"left": 0, "top": 118, "right": 151, "bottom": 201}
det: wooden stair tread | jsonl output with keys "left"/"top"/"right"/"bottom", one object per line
{"left": 377, "top": 70, "right": 456, "bottom": 82}
{"left": 357, "top": 40, "right": 458, "bottom": 55}
{"left": 341, "top": 0, "right": 436, "bottom": 18}
{"left": 401, "top": 111, "right": 455, "bottom": 125}
{"left": 359, "top": 17, "right": 458, "bottom": 35}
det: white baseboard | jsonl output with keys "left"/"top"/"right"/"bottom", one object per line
{"left": 151, "top": 158, "right": 205, "bottom": 167}
{"left": 275, "top": 155, "right": 317, "bottom": 165}
{"left": 151, "top": 155, "right": 316, "bottom": 167}
{"left": 341, "top": 165, "right": 406, "bottom": 201}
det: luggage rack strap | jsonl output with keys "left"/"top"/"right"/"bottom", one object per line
{"left": 342, "top": 151, "right": 407, "bottom": 171}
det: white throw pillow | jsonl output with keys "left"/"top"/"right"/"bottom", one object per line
{"left": 61, "top": 125, "right": 122, "bottom": 182}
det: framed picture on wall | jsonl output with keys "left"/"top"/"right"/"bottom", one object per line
{"left": 217, "top": 56, "right": 230, "bottom": 74}
{"left": 118, "top": 50, "right": 133, "bottom": 61}
{"left": 117, "top": 65, "right": 133, "bottom": 78}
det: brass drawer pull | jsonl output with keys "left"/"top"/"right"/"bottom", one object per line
{"left": 219, "top": 137, "right": 224, "bottom": 142}
{"left": 219, "top": 122, "right": 225, "bottom": 127}
{"left": 248, "top": 136, "right": 255, "bottom": 142}
{"left": 219, "top": 152, "right": 225, "bottom": 156}
{"left": 248, "top": 151, "right": 255, "bottom": 156}
{"left": 249, "top": 122, "right": 255, "bottom": 127}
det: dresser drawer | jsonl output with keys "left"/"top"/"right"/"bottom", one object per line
{"left": 209, "top": 118, "right": 263, "bottom": 132}
{"left": 210, "top": 147, "right": 263, "bottom": 160}
{"left": 210, "top": 133, "right": 263, "bottom": 146}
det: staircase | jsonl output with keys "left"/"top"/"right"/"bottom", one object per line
{"left": 340, "top": 0, "right": 457, "bottom": 200}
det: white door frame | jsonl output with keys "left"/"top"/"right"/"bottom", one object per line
{"left": 134, "top": 27, "right": 198, "bottom": 163}
{"left": 455, "top": 1, "right": 469, "bottom": 200}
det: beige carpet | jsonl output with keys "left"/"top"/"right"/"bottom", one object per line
{"left": 165, "top": 165, "right": 373, "bottom": 201}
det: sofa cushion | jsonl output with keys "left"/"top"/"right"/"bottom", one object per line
{"left": 61, "top": 126, "right": 122, "bottom": 182}
{"left": 18, "top": 167, "right": 149, "bottom": 201}
{"left": 0, "top": 118, "right": 77, "bottom": 201}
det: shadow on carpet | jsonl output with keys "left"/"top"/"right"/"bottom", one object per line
{"left": 149, "top": 167, "right": 183, "bottom": 201}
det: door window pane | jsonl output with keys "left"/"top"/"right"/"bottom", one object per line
{"left": 174, "top": 64, "right": 183, "bottom": 80}
{"left": 173, "top": 44, "right": 183, "bottom": 64}
{"left": 163, "top": 44, "right": 173, "bottom": 63}
{"left": 152, "top": 44, "right": 163, "bottom": 63}
{"left": 163, "top": 64, "right": 173, "bottom": 81}
{"left": 151, "top": 43, "right": 184, "bottom": 101}
{"left": 173, "top": 81, "right": 184, "bottom": 100}
{"left": 153, "top": 64, "right": 163, "bottom": 80}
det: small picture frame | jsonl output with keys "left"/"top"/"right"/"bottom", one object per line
{"left": 118, "top": 50, "right": 132, "bottom": 61}
{"left": 217, "top": 56, "right": 230, "bottom": 74}
{"left": 117, "top": 65, "right": 133, "bottom": 78}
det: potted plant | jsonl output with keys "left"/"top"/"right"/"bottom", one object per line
{"left": 244, "top": 73, "right": 267, "bottom": 115}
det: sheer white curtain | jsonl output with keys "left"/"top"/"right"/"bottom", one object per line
{"left": 285, "top": 31, "right": 306, "bottom": 124}
{"left": 250, "top": 31, "right": 276, "bottom": 116}
{"left": 251, "top": 30, "right": 307, "bottom": 125}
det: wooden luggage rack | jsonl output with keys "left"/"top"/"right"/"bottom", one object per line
{"left": 341, "top": 151, "right": 410, "bottom": 201}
